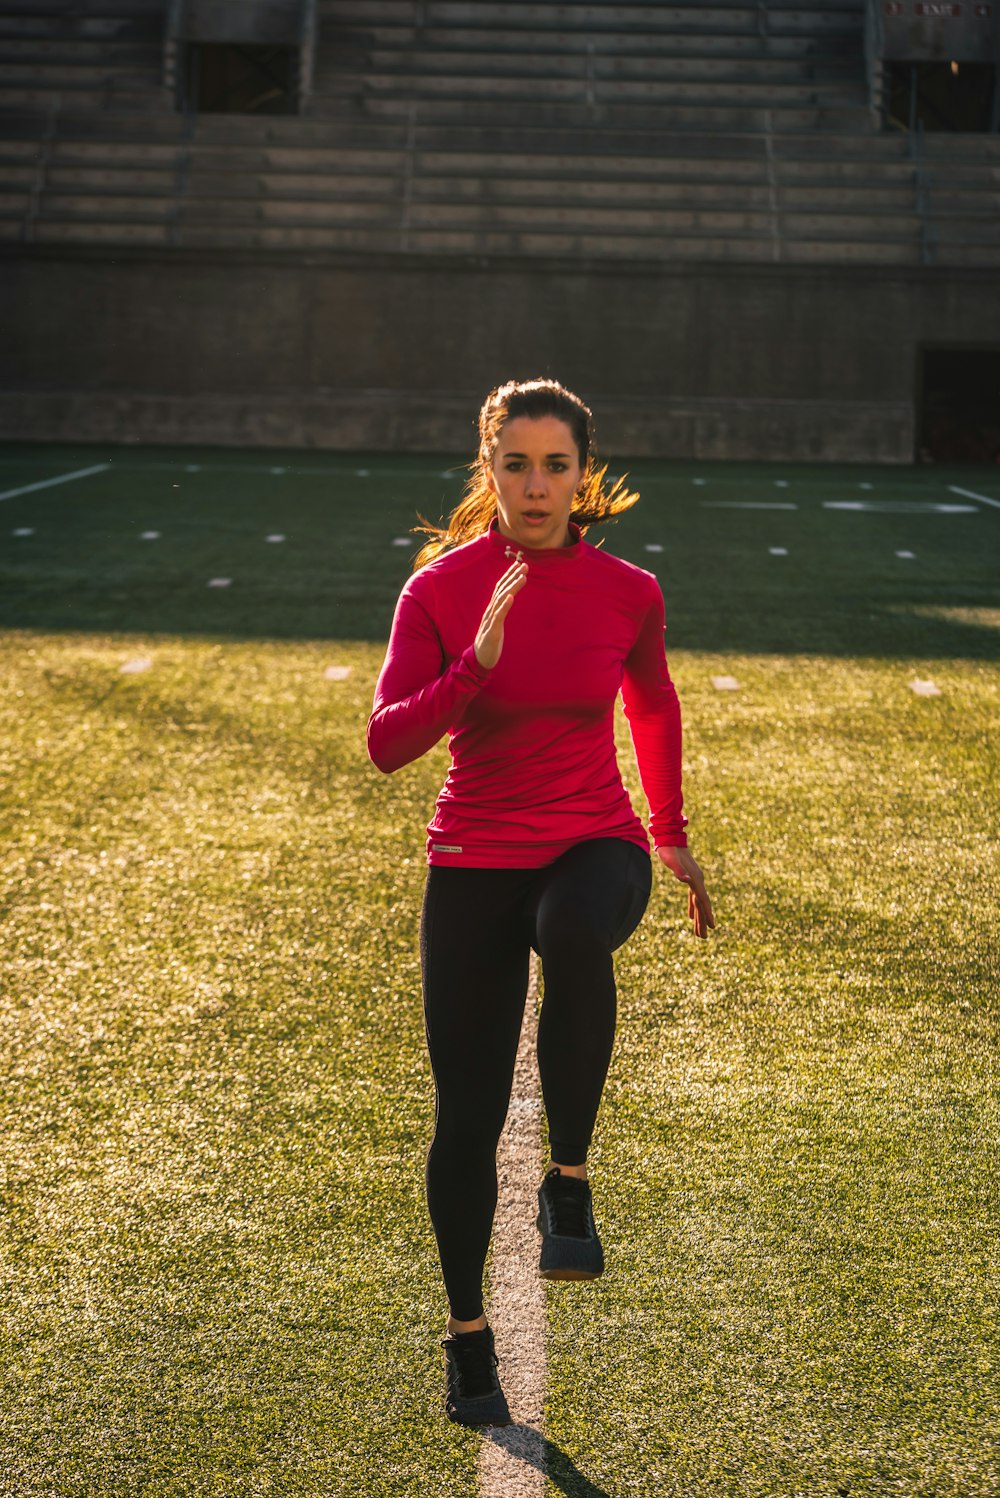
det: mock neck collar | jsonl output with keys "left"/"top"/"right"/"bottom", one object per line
{"left": 488, "top": 519, "right": 584, "bottom": 562}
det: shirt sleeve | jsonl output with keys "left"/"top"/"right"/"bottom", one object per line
{"left": 621, "top": 582, "right": 688, "bottom": 848}
{"left": 367, "top": 575, "right": 491, "bottom": 773}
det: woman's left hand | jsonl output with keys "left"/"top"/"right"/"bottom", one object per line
{"left": 656, "top": 846, "right": 715, "bottom": 939}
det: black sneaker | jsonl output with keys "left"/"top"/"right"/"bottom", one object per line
{"left": 536, "top": 1166, "right": 605, "bottom": 1281}
{"left": 441, "top": 1325, "right": 512, "bottom": 1427}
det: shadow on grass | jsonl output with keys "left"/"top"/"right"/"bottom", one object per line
{"left": 484, "top": 1423, "right": 611, "bottom": 1497}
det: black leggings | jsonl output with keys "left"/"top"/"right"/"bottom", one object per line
{"left": 420, "top": 837, "right": 652, "bottom": 1322}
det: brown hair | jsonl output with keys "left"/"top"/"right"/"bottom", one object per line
{"left": 412, "top": 378, "right": 639, "bottom": 570}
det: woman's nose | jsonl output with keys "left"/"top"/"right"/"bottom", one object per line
{"left": 526, "top": 468, "right": 547, "bottom": 496}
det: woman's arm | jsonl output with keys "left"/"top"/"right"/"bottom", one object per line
{"left": 622, "top": 584, "right": 715, "bottom": 938}
{"left": 367, "top": 560, "right": 527, "bottom": 774}
{"left": 367, "top": 582, "right": 490, "bottom": 773}
{"left": 620, "top": 585, "right": 687, "bottom": 848}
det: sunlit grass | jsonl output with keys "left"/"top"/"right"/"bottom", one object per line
{"left": 0, "top": 448, "right": 997, "bottom": 1497}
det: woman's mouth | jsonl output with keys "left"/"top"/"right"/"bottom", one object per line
{"left": 522, "top": 511, "right": 549, "bottom": 524}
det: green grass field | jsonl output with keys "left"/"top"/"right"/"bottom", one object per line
{"left": 1, "top": 447, "right": 998, "bottom": 1498}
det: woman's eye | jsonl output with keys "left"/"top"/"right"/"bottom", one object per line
{"left": 549, "top": 463, "right": 567, "bottom": 472}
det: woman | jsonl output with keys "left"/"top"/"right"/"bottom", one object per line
{"left": 367, "top": 378, "right": 713, "bottom": 1428}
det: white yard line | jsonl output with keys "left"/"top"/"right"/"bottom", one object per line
{"left": 478, "top": 955, "right": 548, "bottom": 1497}
{"left": 948, "top": 484, "right": 1000, "bottom": 511}
{"left": 0, "top": 463, "right": 110, "bottom": 502}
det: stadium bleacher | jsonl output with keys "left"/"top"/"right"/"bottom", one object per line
{"left": 0, "top": 0, "right": 997, "bottom": 265}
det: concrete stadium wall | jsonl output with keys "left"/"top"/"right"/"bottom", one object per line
{"left": 3, "top": 248, "right": 998, "bottom": 462}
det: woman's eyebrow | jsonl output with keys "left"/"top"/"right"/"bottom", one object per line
{"left": 501, "top": 451, "right": 574, "bottom": 459}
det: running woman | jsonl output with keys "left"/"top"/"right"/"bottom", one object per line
{"left": 367, "top": 378, "right": 714, "bottom": 1427}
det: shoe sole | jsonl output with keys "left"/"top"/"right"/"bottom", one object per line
{"left": 445, "top": 1407, "right": 513, "bottom": 1428}
{"left": 539, "top": 1265, "right": 602, "bottom": 1281}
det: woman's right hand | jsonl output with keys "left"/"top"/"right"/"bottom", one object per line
{"left": 474, "top": 559, "right": 528, "bottom": 669}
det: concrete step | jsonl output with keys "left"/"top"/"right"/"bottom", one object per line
{"left": 777, "top": 183, "right": 916, "bottom": 208}
{"left": 349, "top": 95, "right": 874, "bottom": 132}
{"left": 779, "top": 238, "right": 918, "bottom": 264}
{"left": 320, "top": 22, "right": 860, "bottom": 60}
{"left": 413, "top": 146, "right": 768, "bottom": 177}
{"left": 188, "top": 143, "right": 406, "bottom": 172}
{"left": 926, "top": 215, "right": 1000, "bottom": 242}
{"left": 343, "top": 70, "right": 866, "bottom": 106}
{"left": 33, "top": 217, "right": 170, "bottom": 244}
{"left": 783, "top": 209, "right": 916, "bottom": 236}
{"left": 323, "top": 1, "right": 863, "bottom": 36}
{"left": 0, "top": 63, "right": 163, "bottom": 88}
{"left": 44, "top": 164, "right": 176, "bottom": 190}
{"left": 0, "top": 39, "right": 162, "bottom": 64}
{"left": 344, "top": 47, "right": 861, "bottom": 84}
{"left": 0, "top": 85, "right": 170, "bottom": 111}
{"left": 409, "top": 174, "right": 773, "bottom": 207}
{"left": 184, "top": 169, "right": 403, "bottom": 199}
{"left": 176, "top": 196, "right": 402, "bottom": 225}
{"left": 0, "top": 14, "right": 162, "bottom": 39}
{"left": 926, "top": 190, "right": 1000, "bottom": 213}
{"left": 40, "top": 190, "right": 172, "bottom": 218}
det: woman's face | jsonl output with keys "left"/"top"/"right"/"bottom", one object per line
{"left": 488, "top": 415, "right": 584, "bottom": 551}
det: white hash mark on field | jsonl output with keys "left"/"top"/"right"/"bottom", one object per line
{"left": 910, "top": 679, "right": 941, "bottom": 697}
{"left": 356, "top": 468, "right": 370, "bottom": 477}
{"left": 324, "top": 666, "right": 352, "bottom": 681}
{"left": 948, "top": 484, "right": 1000, "bottom": 510}
{"left": 0, "top": 462, "right": 110, "bottom": 502}
{"left": 140, "top": 531, "right": 161, "bottom": 540}
{"left": 478, "top": 956, "right": 547, "bottom": 1495}
{"left": 769, "top": 547, "right": 788, "bottom": 556}
{"left": 265, "top": 534, "right": 286, "bottom": 543}
{"left": 392, "top": 537, "right": 412, "bottom": 547}
{"left": 120, "top": 658, "right": 152, "bottom": 674}
{"left": 896, "top": 550, "right": 915, "bottom": 559}
{"left": 645, "top": 543, "right": 664, "bottom": 553}
{"left": 208, "top": 578, "right": 232, "bottom": 588}
{"left": 12, "top": 527, "right": 34, "bottom": 536}
{"left": 712, "top": 675, "right": 740, "bottom": 691}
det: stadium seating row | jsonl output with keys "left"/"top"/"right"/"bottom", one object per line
{"left": 0, "top": 0, "right": 996, "bottom": 265}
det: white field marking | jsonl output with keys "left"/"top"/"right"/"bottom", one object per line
{"left": 140, "top": 530, "right": 161, "bottom": 540}
{"left": 207, "top": 577, "right": 232, "bottom": 588}
{"left": 910, "top": 679, "right": 941, "bottom": 697}
{"left": 119, "top": 658, "right": 152, "bottom": 675}
{"left": 769, "top": 547, "right": 788, "bottom": 556}
{"left": 324, "top": 665, "right": 352, "bottom": 681}
{"left": 0, "top": 462, "right": 110, "bottom": 502}
{"left": 12, "top": 526, "right": 34, "bottom": 536}
{"left": 392, "top": 537, "right": 412, "bottom": 547}
{"left": 269, "top": 466, "right": 287, "bottom": 475}
{"left": 860, "top": 482, "right": 873, "bottom": 490}
{"left": 702, "top": 501, "right": 797, "bottom": 510}
{"left": 265, "top": 533, "right": 286, "bottom": 543}
{"left": 948, "top": 484, "right": 1000, "bottom": 510}
{"left": 644, "top": 543, "right": 664, "bottom": 553}
{"left": 185, "top": 464, "right": 202, "bottom": 473}
{"left": 692, "top": 477, "right": 707, "bottom": 485}
{"left": 775, "top": 480, "right": 789, "bottom": 488}
{"left": 712, "top": 675, "right": 740, "bottom": 690}
{"left": 478, "top": 955, "right": 546, "bottom": 1495}
{"left": 896, "top": 550, "right": 916, "bottom": 559}
{"left": 823, "top": 500, "right": 977, "bottom": 514}
{"left": 356, "top": 468, "right": 370, "bottom": 477}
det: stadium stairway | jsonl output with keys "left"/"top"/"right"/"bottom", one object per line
{"left": 0, "top": 0, "right": 997, "bottom": 266}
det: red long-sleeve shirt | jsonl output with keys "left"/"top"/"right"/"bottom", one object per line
{"left": 367, "top": 521, "right": 687, "bottom": 867}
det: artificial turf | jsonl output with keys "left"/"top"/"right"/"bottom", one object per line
{"left": 0, "top": 447, "right": 997, "bottom": 1497}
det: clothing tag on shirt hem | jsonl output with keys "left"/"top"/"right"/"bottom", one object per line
{"left": 431, "top": 843, "right": 463, "bottom": 854}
